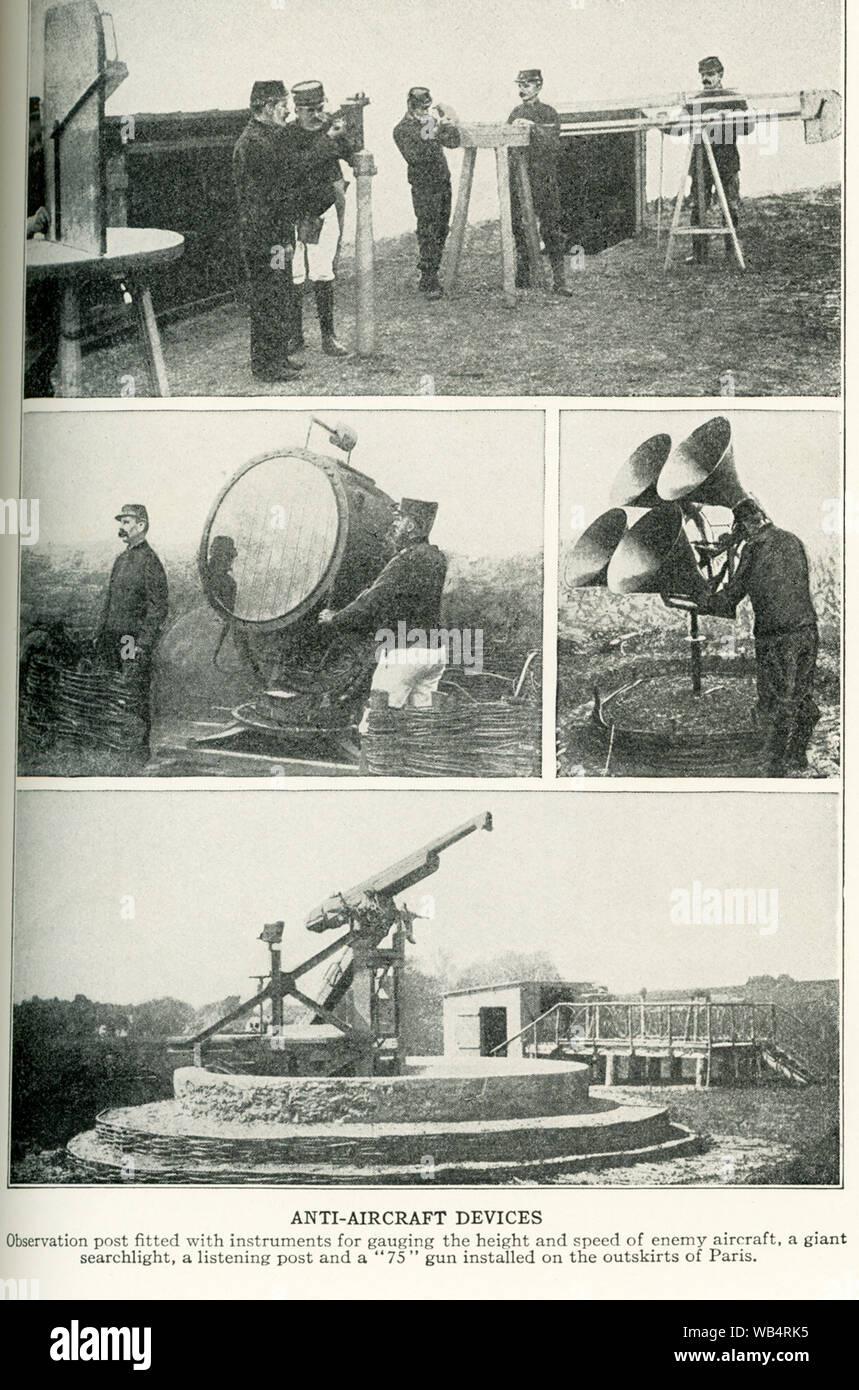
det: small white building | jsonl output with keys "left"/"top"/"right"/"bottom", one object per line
{"left": 443, "top": 980, "right": 607, "bottom": 1060}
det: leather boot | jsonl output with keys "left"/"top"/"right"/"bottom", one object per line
{"left": 313, "top": 281, "right": 348, "bottom": 357}
{"left": 550, "top": 254, "right": 573, "bottom": 297}
{"left": 288, "top": 293, "right": 305, "bottom": 366}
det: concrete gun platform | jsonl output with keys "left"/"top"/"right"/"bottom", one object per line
{"left": 67, "top": 1057, "right": 701, "bottom": 1184}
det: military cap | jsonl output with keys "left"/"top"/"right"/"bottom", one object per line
{"left": 698, "top": 56, "right": 724, "bottom": 74}
{"left": 408, "top": 86, "right": 433, "bottom": 107}
{"left": 292, "top": 80, "right": 325, "bottom": 107}
{"left": 516, "top": 68, "right": 543, "bottom": 83}
{"left": 250, "top": 80, "right": 287, "bottom": 107}
{"left": 115, "top": 503, "right": 149, "bottom": 524}
{"left": 398, "top": 498, "right": 438, "bottom": 535}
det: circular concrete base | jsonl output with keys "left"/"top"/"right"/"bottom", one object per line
{"left": 174, "top": 1056, "right": 591, "bottom": 1125}
{"left": 65, "top": 1056, "right": 701, "bottom": 1184}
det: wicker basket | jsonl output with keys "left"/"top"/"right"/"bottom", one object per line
{"left": 363, "top": 690, "right": 540, "bottom": 777}
{"left": 21, "top": 654, "right": 148, "bottom": 756}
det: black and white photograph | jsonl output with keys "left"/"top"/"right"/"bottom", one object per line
{"left": 557, "top": 409, "right": 841, "bottom": 779}
{"left": 23, "top": 0, "right": 841, "bottom": 398}
{"left": 10, "top": 790, "right": 840, "bottom": 1188}
{"left": 0, "top": 0, "right": 853, "bottom": 1329}
{"left": 17, "top": 408, "right": 544, "bottom": 777}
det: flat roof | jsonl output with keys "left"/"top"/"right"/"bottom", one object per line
{"left": 443, "top": 981, "right": 602, "bottom": 999}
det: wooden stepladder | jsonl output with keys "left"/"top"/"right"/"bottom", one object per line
{"left": 665, "top": 127, "right": 746, "bottom": 271}
{"left": 443, "top": 123, "right": 545, "bottom": 307}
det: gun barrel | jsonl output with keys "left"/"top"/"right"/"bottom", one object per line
{"left": 305, "top": 811, "right": 492, "bottom": 932}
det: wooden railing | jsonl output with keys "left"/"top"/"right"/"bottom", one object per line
{"left": 491, "top": 999, "right": 821, "bottom": 1076}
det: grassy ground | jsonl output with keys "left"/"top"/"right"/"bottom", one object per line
{"left": 77, "top": 186, "right": 840, "bottom": 398}
{"left": 544, "top": 1081, "right": 840, "bottom": 1187}
{"left": 13, "top": 1081, "right": 838, "bottom": 1187}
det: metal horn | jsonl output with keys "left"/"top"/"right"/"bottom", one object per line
{"left": 657, "top": 416, "right": 748, "bottom": 511}
{"left": 565, "top": 508, "right": 628, "bottom": 588}
{"left": 610, "top": 433, "right": 672, "bottom": 508}
{"left": 607, "top": 504, "right": 703, "bottom": 598}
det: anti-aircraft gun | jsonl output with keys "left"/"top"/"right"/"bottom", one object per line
{"left": 170, "top": 811, "right": 492, "bottom": 1076}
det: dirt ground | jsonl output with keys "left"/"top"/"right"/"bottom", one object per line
{"left": 74, "top": 186, "right": 840, "bottom": 399}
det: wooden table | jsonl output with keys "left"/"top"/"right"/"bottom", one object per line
{"left": 26, "top": 227, "right": 185, "bottom": 396}
{"left": 443, "top": 122, "right": 543, "bottom": 307}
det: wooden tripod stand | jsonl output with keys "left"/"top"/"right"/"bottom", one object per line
{"left": 665, "top": 128, "right": 746, "bottom": 271}
{"left": 443, "top": 123, "right": 545, "bottom": 307}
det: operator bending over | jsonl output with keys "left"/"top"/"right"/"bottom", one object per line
{"left": 691, "top": 498, "right": 820, "bottom": 777}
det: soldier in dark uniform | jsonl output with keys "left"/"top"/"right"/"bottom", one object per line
{"left": 94, "top": 504, "right": 169, "bottom": 763}
{"left": 693, "top": 500, "right": 820, "bottom": 776}
{"left": 232, "top": 80, "right": 304, "bottom": 382}
{"left": 393, "top": 87, "right": 461, "bottom": 299}
{"left": 507, "top": 68, "right": 572, "bottom": 296}
{"left": 287, "top": 80, "right": 357, "bottom": 359}
{"left": 317, "top": 498, "right": 448, "bottom": 729}
{"left": 686, "top": 56, "right": 751, "bottom": 264}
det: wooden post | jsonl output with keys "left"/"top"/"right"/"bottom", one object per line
{"left": 510, "top": 149, "right": 544, "bottom": 286}
{"left": 695, "top": 1053, "right": 707, "bottom": 1089}
{"left": 57, "top": 283, "right": 82, "bottom": 397}
{"left": 134, "top": 283, "right": 171, "bottom": 397}
{"left": 495, "top": 147, "right": 517, "bottom": 308}
{"left": 605, "top": 1051, "right": 619, "bottom": 1086}
{"left": 702, "top": 130, "right": 746, "bottom": 270}
{"left": 689, "top": 609, "right": 702, "bottom": 693}
{"left": 349, "top": 938, "right": 377, "bottom": 1076}
{"left": 444, "top": 146, "right": 477, "bottom": 291}
{"left": 664, "top": 145, "right": 690, "bottom": 270}
{"left": 270, "top": 947, "right": 283, "bottom": 1029}
{"left": 353, "top": 150, "right": 377, "bottom": 356}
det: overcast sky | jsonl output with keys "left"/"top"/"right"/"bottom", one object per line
{"left": 560, "top": 408, "right": 842, "bottom": 545}
{"left": 28, "top": 0, "right": 843, "bottom": 242}
{"left": 13, "top": 790, "right": 839, "bottom": 1004}
{"left": 23, "top": 408, "right": 544, "bottom": 558}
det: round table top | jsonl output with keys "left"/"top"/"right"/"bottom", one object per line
{"left": 26, "top": 227, "right": 185, "bottom": 282}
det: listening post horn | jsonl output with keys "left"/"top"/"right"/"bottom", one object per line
{"left": 610, "top": 433, "right": 673, "bottom": 508}
{"left": 565, "top": 508, "right": 629, "bottom": 588}
{"left": 607, "top": 504, "right": 703, "bottom": 599}
{"left": 657, "top": 416, "right": 749, "bottom": 511}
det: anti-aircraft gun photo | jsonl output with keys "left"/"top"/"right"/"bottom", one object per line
{"left": 169, "top": 811, "right": 493, "bottom": 1078}
{"left": 64, "top": 809, "right": 703, "bottom": 1185}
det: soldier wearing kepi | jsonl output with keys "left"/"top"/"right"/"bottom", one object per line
{"left": 232, "top": 80, "right": 303, "bottom": 382}
{"left": 692, "top": 499, "right": 820, "bottom": 777}
{"left": 686, "top": 55, "right": 751, "bottom": 264}
{"left": 94, "top": 505, "right": 169, "bottom": 764}
{"left": 288, "top": 80, "right": 356, "bottom": 359}
{"left": 507, "top": 68, "right": 571, "bottom": 296}
{"left": 317, "top": 498, "right": 448, "bottom": 733}
{"left": 393, "top": 87, "right": 461, "bottom": 299}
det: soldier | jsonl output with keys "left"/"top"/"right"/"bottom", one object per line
{"left": 94, "top": 505, "right": 169, "bottom": 763}
{"left": 692, "top": 499, "right": 820, "bottom": 777}
{"left": 507, "top": 68, "right": 572, "bottom": 296}
{"left": 317, "top": 499, "right": 448, "bottom": 730}
{"left": 232, "top": 80, "right": 303, "bottom": 382}
{"left": 686, "top": 56, "right": 751, "bottom": 263}
{"left": 393, "top": 87, "right": 461, "bottom": 299}
{"left": 287, "top": 80, "right": 356, "bottom": 359}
